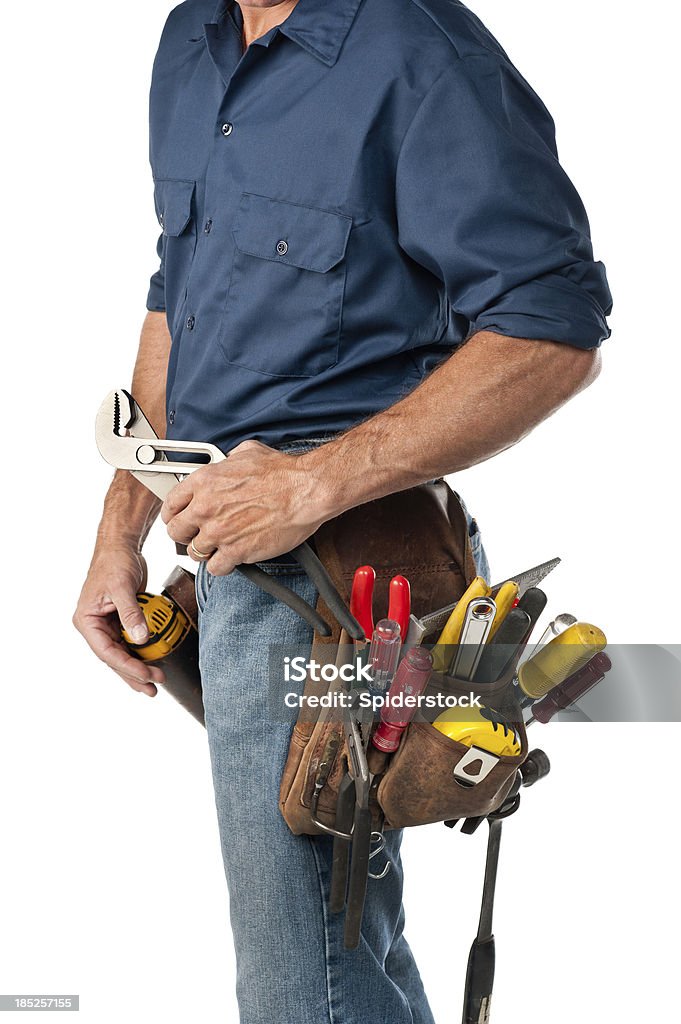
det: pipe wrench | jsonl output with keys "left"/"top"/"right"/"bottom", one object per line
{"left": 95, "top": 389, "right": 363, "bottom": 639}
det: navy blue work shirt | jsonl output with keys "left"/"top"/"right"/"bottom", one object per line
{"left": 147, "top": 0, "right": 612, "bottom": 451}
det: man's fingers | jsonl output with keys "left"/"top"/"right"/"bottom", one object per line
{"left": 186, "top": 530, "right": 217, "bottom": 562}
{"left": 109, "top": 586, "right": 149, "bottom": 645}
{"left": 79, "top": 616, "right": 164, "bottom": 693}
{"left": 229, "top": 438, "right": 268, "bottom": 456}
{"left": 160, "top": 477, "right": 194, "bottom": 524}
{"left": 205, "top": 548, "right": 237, "bottom": 576}
{"left": 165, "top": 508, "right": 203, "bottom": 545}
{"left": 116, "top": 671, "right": 159, "bottom": 697}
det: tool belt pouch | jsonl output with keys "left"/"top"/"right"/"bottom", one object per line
{"left": 157, "top": 567, "right": 204, "bottom": 726}
{"left": 279, "top": 481, "right": 527, "bottom": 835}
{"left": 375, "top": 668, "right": 526, "bottom": 828}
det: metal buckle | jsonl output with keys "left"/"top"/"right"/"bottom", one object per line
{"left": 453, "top": 746, "right": 499, "bottom": 787}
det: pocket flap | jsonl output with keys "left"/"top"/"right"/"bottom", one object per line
{"left": 153, "top": 178, "right": 195, "bottom": 237}
{"left": 233, "top": 193, "right": 352, "bottom": 273}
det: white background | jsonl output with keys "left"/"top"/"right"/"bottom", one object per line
{"left": 1, "top": 1, "right": 679, "bottom": 1021}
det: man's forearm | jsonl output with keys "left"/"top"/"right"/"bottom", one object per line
{"left": 305, "top": 331, "right": 601, "bottom": 520}
{"left": 95, "top": 311, "right": 171, "bottom": 549}
{"left": 158, "top": 329, "right": 601, "bottom": 575}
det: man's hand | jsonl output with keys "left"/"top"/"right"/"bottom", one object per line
{"left": 73, "top": 544, "right": 165, "bottom": 698}
{"left": 161, "top": 440, "right": 330, "bottom": 574}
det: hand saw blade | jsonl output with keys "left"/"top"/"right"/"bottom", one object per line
{"left": 416, "top": 557, "right": 561, "bottom": 638}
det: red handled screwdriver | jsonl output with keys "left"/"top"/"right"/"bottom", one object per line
{"left": 372, "top": 647, "right": 433, "bottom": 753}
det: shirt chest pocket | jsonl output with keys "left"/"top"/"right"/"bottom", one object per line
{"left": 220, "top": 193, "right": 352, "bottom": 378}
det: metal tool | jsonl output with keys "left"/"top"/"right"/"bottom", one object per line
{"left": 330, "top": 682, "right": 392, "bottom": 942}
{"left": 431, "top": 576, "right": 491, "bottom": 673}
{"left": 530, "top": 612, "right": 577, "bottom": 657}
{"left": 433, "top": 706, "right": 521, "bottom": 790}
{"left": 451, "top": 597, "right": 497, "bottom": 680}
{"left": 95, "top": 389, "right": 363, "bottom": 639}
{"left": 462, "top": 815, "right": 502, "bottom": 1024}
{"left": 321, "top": 688, "right": 382, "bottom": 949}
{"left": 342, "top": 691, "right": 374, "bottom": 948}
{"left": 329, "top": 772, "right": 356, "bottom": 913}
{"left": 460, "top": 749, "right": 550, "bottom": 1024}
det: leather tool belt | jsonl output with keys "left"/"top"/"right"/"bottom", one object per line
{"left": 279, "top": 480, "right": 527, "bottom": 836}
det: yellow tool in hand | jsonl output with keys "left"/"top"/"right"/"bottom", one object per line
{"left": 432, "top": 706, "right": 522, "bottom": 758}
{"left": 518, "top": 622, "right": 607, "bottom": 700}
{"left": 431, "top": 576, "right": 491, "bottom": 673}
{"left": 121, "top": 592, "right": 190, "bottom": 662}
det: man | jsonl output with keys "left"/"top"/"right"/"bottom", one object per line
{"left": 74, "top": 1, "right": 611, "bottom": 1020}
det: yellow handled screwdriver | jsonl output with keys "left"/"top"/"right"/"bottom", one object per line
{"left": 431, "top": 576, "right": 491, "bottom": 673}
{"left": 488, "top": 580, "right": 519, "bottom": 640}
{"left": 517, "top": 622, "right": 607, "bottom": 701}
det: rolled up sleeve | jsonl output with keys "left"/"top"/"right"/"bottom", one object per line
{"left": 146, "top": 229, "right": 166, "bottom": 313}
{"left": 395, "top": 53, "right": 612, "bottom": 349}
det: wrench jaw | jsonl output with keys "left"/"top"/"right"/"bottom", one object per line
{"left": 94, "top": 389, "right": 182, "bottom": 501}
{"left": 94, "top": 389, "right": 130, "bottom": 465}
{"left": 113, "top": 388, "right": 136, "bottom": 434}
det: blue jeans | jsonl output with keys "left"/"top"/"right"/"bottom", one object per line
{"left": 196, "top": 503, "right": 489, "bottom": 1024}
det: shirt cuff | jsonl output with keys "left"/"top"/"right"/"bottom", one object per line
{"left": 146, "top": 269, "right": 166, "bottom": 313}
{"left": 470, "top": 269, "right": 611, "bottom": 349}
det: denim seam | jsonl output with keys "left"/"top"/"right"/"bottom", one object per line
{"left": 307, "top": 836, "right": 337, "bottom": 1024}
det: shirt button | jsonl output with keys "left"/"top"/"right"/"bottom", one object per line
{"left": 221, "top": 122, "right": 233, "bottom": 137}
{"left": 276, "top": 240, "right": 288, "bottom": 256}
{"left": 186, "top": 315, "right": 195, "bottom": 331}
{"left": 168, "top": 410, "right": 175, "bottom": 425}
{"left": 204, "top": 219, "right": 213, "bottom": 234}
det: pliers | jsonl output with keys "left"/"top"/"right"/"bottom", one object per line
{"left": 350, "top": 566, "right": 411, "bottom": 642}
{"left": 95, "top": 389, "right": 363, "bottom": 639}
{"left": 327, "top": 688, "right": 385, "bottom": 949}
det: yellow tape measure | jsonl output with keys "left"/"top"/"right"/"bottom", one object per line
{"left": 432, "top": 706, "right": 522, "bottom": 758}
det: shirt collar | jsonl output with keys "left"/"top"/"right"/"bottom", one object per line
{"left": 210, "top": 0, "right": 364, "bottom": 67}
